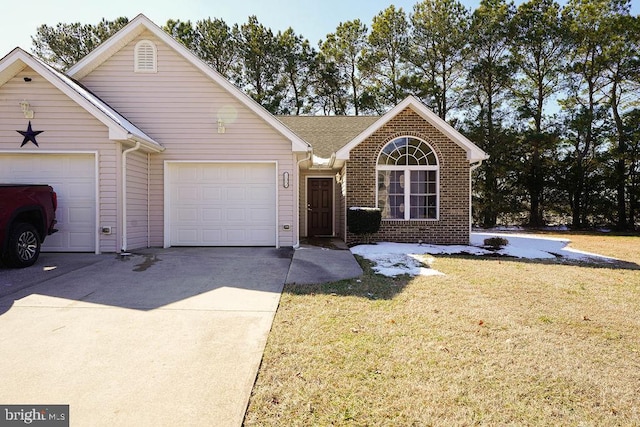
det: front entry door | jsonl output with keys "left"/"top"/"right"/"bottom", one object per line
{"left": 307, "top": 178, "right": 333, "bottom": 236}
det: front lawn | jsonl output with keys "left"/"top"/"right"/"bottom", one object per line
{"left": 244, "top": 233, "right": 640, "bottom": 426}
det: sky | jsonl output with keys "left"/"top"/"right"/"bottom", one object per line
{"left": 2, "top": 0, "right": 638, "bottom": 59}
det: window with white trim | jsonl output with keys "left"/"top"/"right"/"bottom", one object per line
{"left": 377, "top": 137, "right": 439, "bottom": 220}
{"left": 134, "top": 40, "right": 157, "bottom": 72}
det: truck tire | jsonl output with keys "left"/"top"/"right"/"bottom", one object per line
{"left": 3, "top": 223, "right": 41, "bottom": 268}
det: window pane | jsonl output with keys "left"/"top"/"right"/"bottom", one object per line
{"left": 410, "top": 195, "right": 427, "bottom": 219}
{"left": 379, "top": 137, "right": 437, "bottom": 166}
{"left": 410, "top": 171, "right": 437, "bottom": 219}
{"left": 378, "top": 170, "right": 405, "bottom": 219}
{"left": 411, "top": 180, "right": 426, "bottom": 193}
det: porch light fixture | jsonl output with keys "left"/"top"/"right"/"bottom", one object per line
{"left": 20, "top": 100, "right": 34, "bottom": 119}
{"left": 217, "top": 119, "right": 225, "bottom": 134}
{"left": 283, "top": 171, "right": 290, "bottom": 188}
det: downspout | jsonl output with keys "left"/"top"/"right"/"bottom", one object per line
{"left": 121, "top": 140, "right": 141, "bottom": 253}
{"left": 147, "top": 152, "right": 151, "bottom": 249}
{"left": 294, "top": 149, "right": 313, "bottom": 248}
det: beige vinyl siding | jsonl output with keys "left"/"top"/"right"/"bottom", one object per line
{"left": 0, "top": 66, "right": 119, "bottom": 253}
{"left": 125, "top": 150, "right": 149, "bottom": 250}
{"left": 80, "top": 31, "right": 297, "bottom": 246}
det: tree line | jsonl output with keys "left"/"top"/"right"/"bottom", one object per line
{"left": 31, "top": 0, "right": 640, "bottom": 230}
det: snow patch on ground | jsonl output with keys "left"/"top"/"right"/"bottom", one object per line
{"left": 351, "top": 232, "right": 616, "bottom": 277}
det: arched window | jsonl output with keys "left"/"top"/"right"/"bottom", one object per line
{"left": 377, "top": 137, "right": 439, "bottom": 220}
{"left": 134, "top": 40, "right": 157, "bottom": 73}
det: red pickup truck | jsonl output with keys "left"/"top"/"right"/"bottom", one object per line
{"left": 0, "top": 184, "right": 58, "bottom": 268}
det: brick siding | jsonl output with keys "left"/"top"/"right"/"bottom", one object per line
{"left": 346, "top": 108, "right": 470, "bottom": 245}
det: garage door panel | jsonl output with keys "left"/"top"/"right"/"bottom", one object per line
{"left": 68, "top": 206, "right": 94, "bottom": 223}
{"left": 176, "top": 228, "right": 199, "bottom": 243}
{"left": 202, "top": 229, "right": 223, "bottom": 242}
{"left": 202, "top": 167, "right": 222, "bottom": 180}
{"left": 169, "top": 163, "right": 276, "bottom": 246}
{"left": 250, "top": 208, "right": 272, "bottom": 223}
{"left": 68, "top": 181, "right": 94, "bottom": 195}
{"left": 227, "top": 188, "right": 246, "bottom": 201}
{"left": 0, "top": 153, "right": 96, "bottom": 252}
{"left": 225, "top": 208, "right": 247, "bottom": 222}
{"left": 175, "top": 207, "right": 197, "bottom": 222}
{"left": 250, "top": 187, "right": 275, "bottom": 203}
{"left": 202, "top": 187, "right": 222, "bottom": 201}
{"left": 202, "top": 208, "right": 222, "bottom": 221}
{"left": 69, "top": 231, "right": 94, "bottom": 249}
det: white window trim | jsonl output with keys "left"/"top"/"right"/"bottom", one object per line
{"left": 376, "top": 137, "right": 440, "bottom": 221}
{"left": 134, "top": 40, "right": 157, "bottom": 73}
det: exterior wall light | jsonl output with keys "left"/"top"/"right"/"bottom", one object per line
{"left": 20, "top": 100, "right": 34, "bottom": 119}
{"left": 283, "top": 171, "right": 290, "bottom": 188}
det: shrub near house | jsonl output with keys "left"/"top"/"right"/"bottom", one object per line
{"left": 347, "top": 207, "right": 382, "bottom": 243}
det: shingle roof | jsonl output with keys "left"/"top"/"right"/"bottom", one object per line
{"left": 277, "top": 116, "right": 380, "bottom": 158}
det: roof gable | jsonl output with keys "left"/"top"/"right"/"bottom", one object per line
{"left": 335, "top": 96, "right": 488, "bottom": 163}
{"left": 0, "top": 48, "right": 163, "bottom": 152}
{"left": 67, "top": 14, "right": 310, "bottom": 153}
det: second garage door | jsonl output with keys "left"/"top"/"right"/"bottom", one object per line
{"left": 167, "top": 162, "right": 277, "bottom": 246}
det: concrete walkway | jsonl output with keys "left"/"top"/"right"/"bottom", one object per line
{"left": 286, "top": 239, "right": 363, "bottom": 285}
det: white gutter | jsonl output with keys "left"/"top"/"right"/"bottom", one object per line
{"left": 293, "top": 149, "right": 313, "bottom": 248}
{"left": 121, "top": 141, "right": 141, "bottom": 252}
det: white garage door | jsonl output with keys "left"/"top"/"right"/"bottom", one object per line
{"left": 167, "top": 163, "right": 277, "bottom": 246}
{"left": 0, "top": 153, "right": 96, "bottom": 252}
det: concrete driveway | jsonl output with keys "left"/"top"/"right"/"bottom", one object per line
{"left": 0, "top": 247, "right": 293, "bottom": 426}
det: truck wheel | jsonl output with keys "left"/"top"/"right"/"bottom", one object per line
{"left": 4, "top": 223, "right": 41, "bottom": 268}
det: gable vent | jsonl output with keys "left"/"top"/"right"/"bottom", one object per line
{"left": 134, "top": 40, "right": 157, "bottom": 73}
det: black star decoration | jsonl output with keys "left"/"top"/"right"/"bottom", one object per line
{"left": 17, "top": 121, "right": 44, "bottom": 147}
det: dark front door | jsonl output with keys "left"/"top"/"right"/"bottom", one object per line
{"left": 307, "top": 178, "right": 333, "bottom": 236}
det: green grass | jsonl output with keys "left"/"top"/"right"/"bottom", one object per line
{"left": 244, "top": 234, "right": 640, "bottom": 426}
